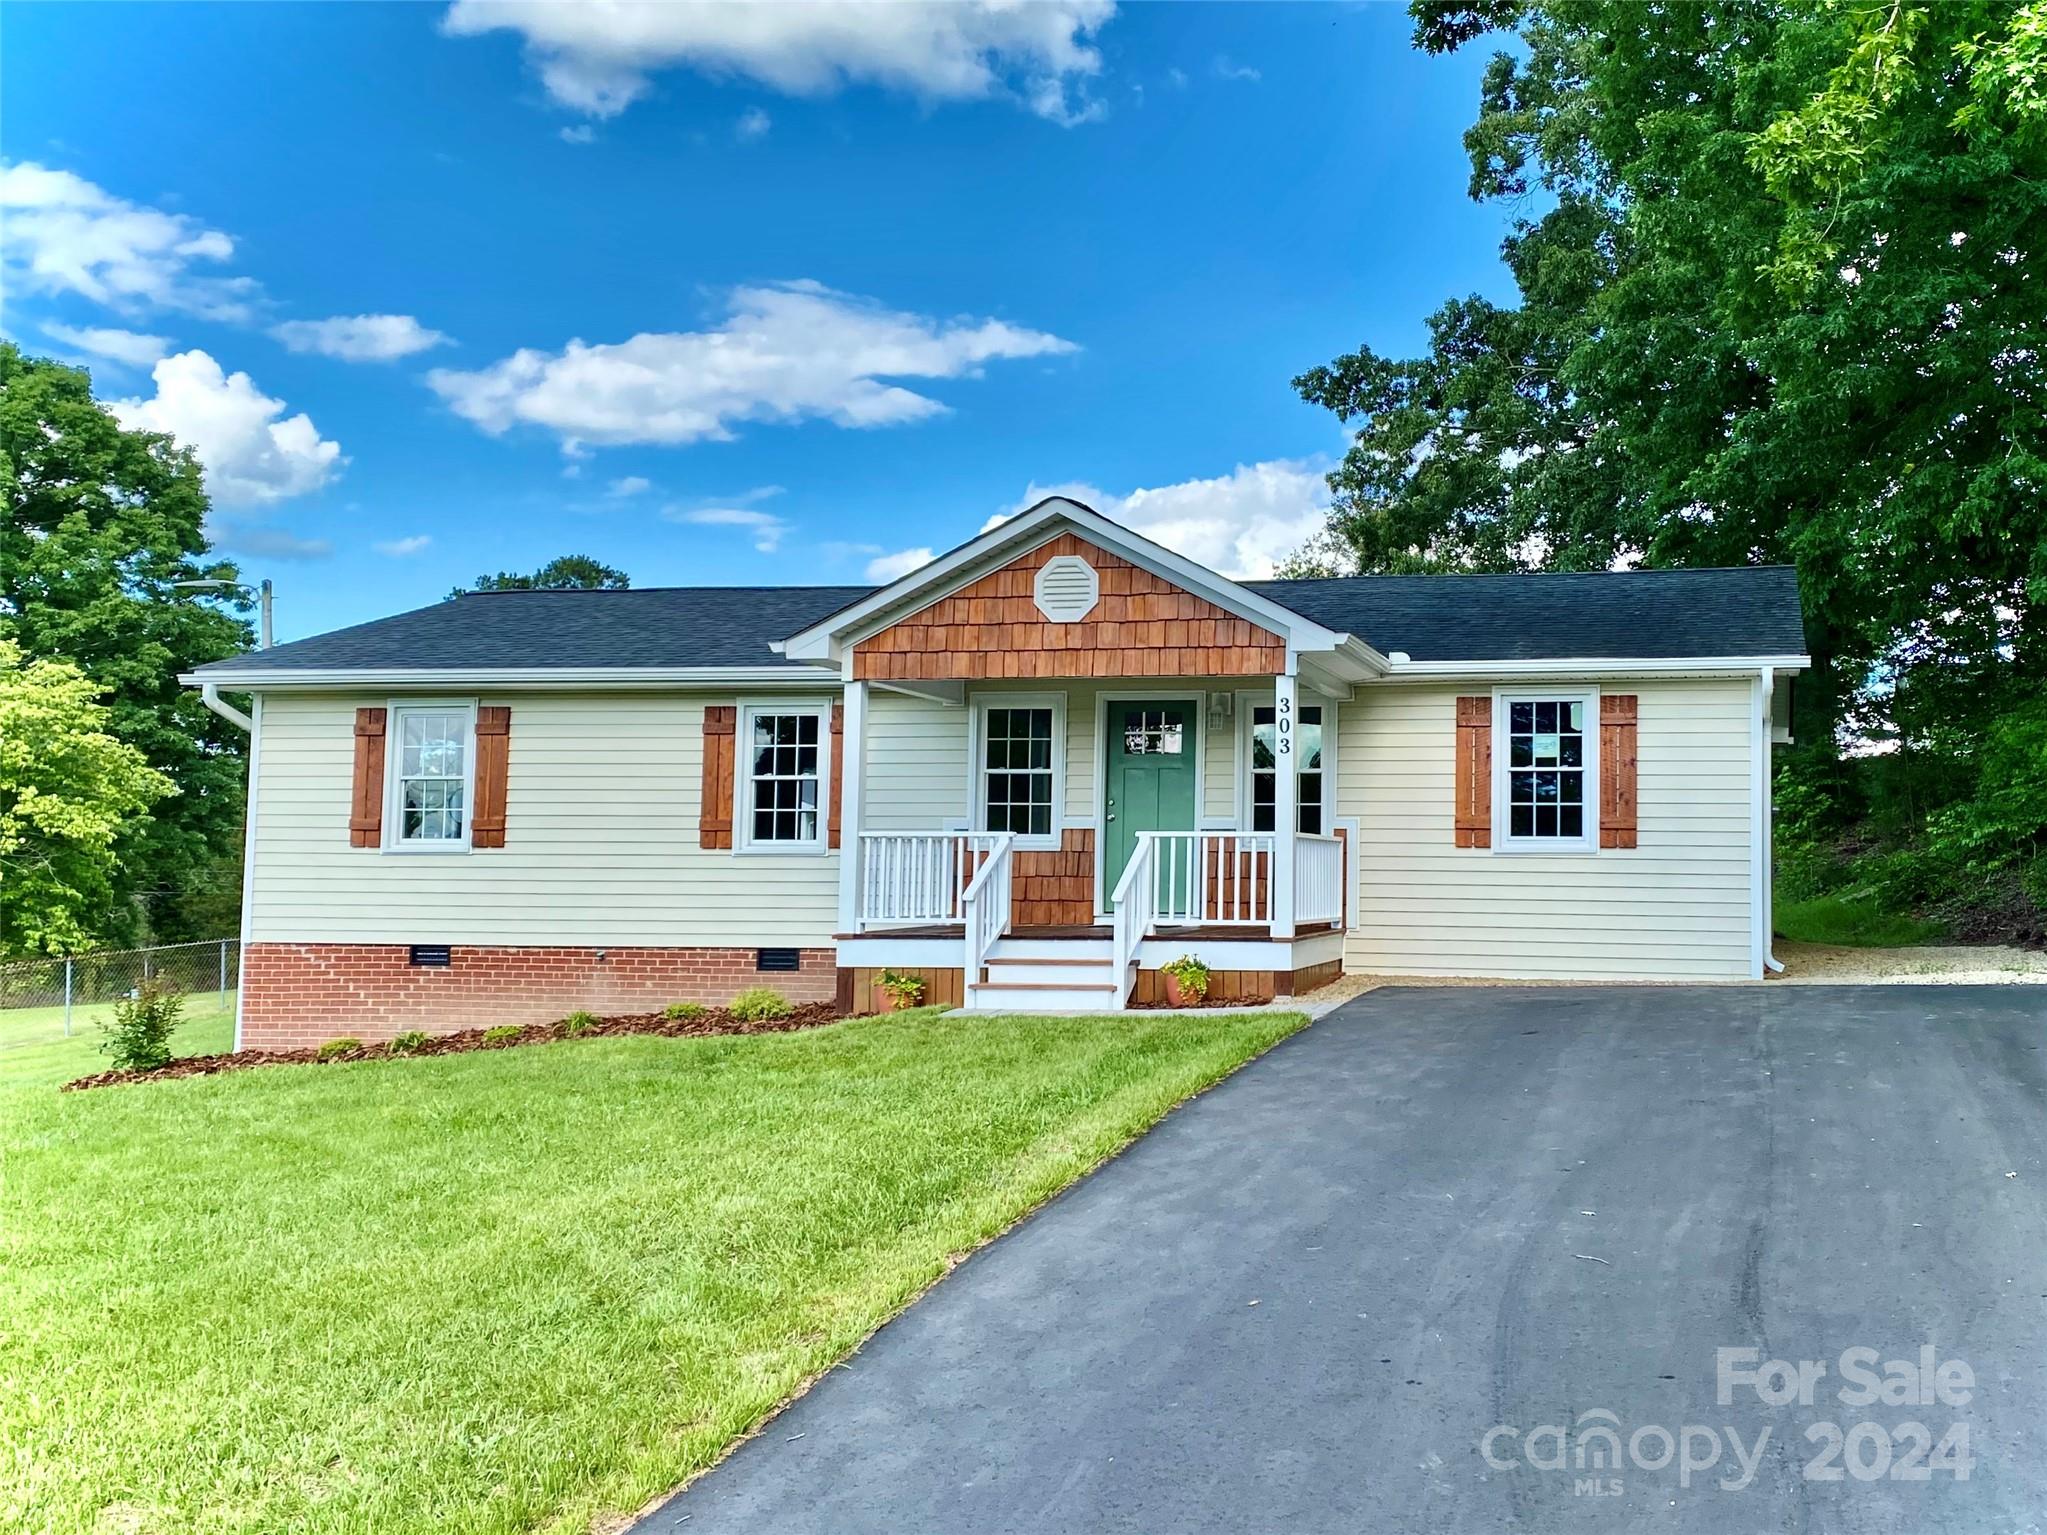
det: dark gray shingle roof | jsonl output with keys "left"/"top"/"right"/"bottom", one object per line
{"left": 192, "top": 586, "right": 871, "bottom": 674}
{"left": 1245, "top": 566, "right": 1806, "bottom": 661}
{"left": 192, "top": 565, "right": 1804, "bottom": 676}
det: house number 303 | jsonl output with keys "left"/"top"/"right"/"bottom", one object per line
{"left": 1277, "top": 696, "right": 1292, "bottom": 755}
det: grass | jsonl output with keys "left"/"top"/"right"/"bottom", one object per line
{"left": 1774, "top": 892, "right": 1949, "bottom": 947}
{"left": 0, "top": 1007, "right": 1305, "bottom": 1534}
{"left": 0, "top": 989, "right": 235, "bottom": 1060}
{"left": 0, "top": 999, "right": 235, "bottom": 1090}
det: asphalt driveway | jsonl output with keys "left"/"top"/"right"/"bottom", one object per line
{"left": 641, "top": 986, "right": 2047, "bottom": 1534}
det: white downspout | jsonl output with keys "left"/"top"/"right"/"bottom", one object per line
{"left": 200, "top": 682, "right": 254, "bottom": 733}
{"left": 1755, "top": 667, "right": 1783, "bottom": 975}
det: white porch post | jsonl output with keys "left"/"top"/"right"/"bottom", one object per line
{"left": 1271, "top": 666, "right": 1298, "bottom": 940}
{"left": 837, "top": 679, "right": 868, "bottom": 934}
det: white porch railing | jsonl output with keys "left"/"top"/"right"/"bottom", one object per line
{"left": 1110, "top": 837, "right": 1157, "bottom": 1007}
{"left": 857, "top": 833, "right": 1006, "bottom": 928}
{"left": 1142, "top": 832, "right": 1276, "bottom": 926}
{"left": 961, "top": 836, "right": 1016, "bottom": 1004}
{"left": 1295, "top": 833, "right": 1344, "bottom": 927}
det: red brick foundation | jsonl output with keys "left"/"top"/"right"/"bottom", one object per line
{"left": 239, "top": 943, "right": 837, "bottom": 1049}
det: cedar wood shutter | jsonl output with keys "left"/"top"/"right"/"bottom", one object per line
{"left": 1453, "top": 696, "right": 1492, "bottom": 848}
{"left": 349, "top": 708, "right": 386, "bottom": 847}
{"left": 828, "top": 702, "right": 844, "bottom": 850}
{"left": 700, "top": 705, "right": 736, "bottom": 849}
{"left": 472, "top": 706, "right": 510, "bottom": 848}
{"left": 1599, "top": 694, "right": 1639, "bottom": 848}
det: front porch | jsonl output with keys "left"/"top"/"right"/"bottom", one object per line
{"left": 779, "top": 506, "right": 1383, "bottom": 1011}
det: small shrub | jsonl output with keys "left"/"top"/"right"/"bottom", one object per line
{"left": 316, "top": 1037, "right": 364, "bottom": 1062}
{"left": 728, "top": 986, "right": 791, "bottom": 1021}
{"left": 560, "top": 1010, "right": 599, "bottom": 1036}
{"left": 481, "top": 1024, "right": 522, "bottom": 1045}
{"left": 662, "top": 1000, "right": 708, "bottom": 1020}
{"left": 1159, "top": 954, "right": 1212, "bottom": 1004}
{"left": 98, "top": 978, "right": 184, "bottom": 1072}
{"left": 877, "top": 969, "right": 925, "bottom": 1011}
{"left": 387, "top": 1030, "right": 431, "bottom": 1056}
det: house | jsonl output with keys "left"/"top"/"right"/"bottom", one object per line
{"left": 184, "top": 497, "right": 1808, "bottom": 1048}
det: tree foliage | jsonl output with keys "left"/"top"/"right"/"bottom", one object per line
{"left": 1295, "top": 2, "right": 2047, "bottom": 936}
{"left": 1, "top": 344, "right": 253, "bottom": 949}
{"left": 452, "top": 555, "right": 630, "bottom": 598}
{"left": 0, "top": 640, "right": 176, "bottom": 955}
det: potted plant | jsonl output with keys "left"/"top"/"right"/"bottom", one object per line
{"left": 1158, "top": 954, "right": 1212, "bottom": 1008}
{"left": 875, "top": 969, "right": 926, "bottom": 1013}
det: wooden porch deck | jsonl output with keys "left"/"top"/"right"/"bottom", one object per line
{"left": 835, "top": 921, "right": 1339, "bottom": 942}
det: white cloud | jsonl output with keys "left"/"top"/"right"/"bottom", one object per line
{"left": 427, "top": 280, "right": 1074, "bottom": 450}
{"left": 606, "top": 475, "right": 652, "bottom": 497}
{"left": 111, "top": 350, "right": 345, "bottom": 506}
{"left": 736, "top": 106, "right": 772, "bottom": 140}
{"left": 441, "top": 0, "right": 1114, "bottom": 126}
{"left": 39, "top": 322, "right": 169, "bottom": 367}
{"left": 211, "top": 522, "right": 334, "bottom": 561}
{"left": 0, "top": 161, "right": 257, "bottom": 321}
{"left": 995, "top": 459, "right": 1334, "bottom": 579}
{"left": 271, "top": 313, "right": 452, "bottom": 362}
{"left": 865, "top": 546, "right": 935, "bottom": 582}
{"left": 1213, "top": 56, "right": 1260, "bottom": 82}
{"left": 665, "top": 504, "right": 787, "bottom": 553}
{"left": 559, "top": 123, "right": 597, "bottom": 145}
{"left": 375, "top": 534, "right": 433, "bottom": 556}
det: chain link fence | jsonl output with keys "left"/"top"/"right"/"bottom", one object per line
{"left": 0, "top": 939, "right": 240, "bottom": 1049}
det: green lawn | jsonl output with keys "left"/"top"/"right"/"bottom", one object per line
{"left": 0, "top": 990, "right": 236, "bottom": 1068}
{"left": 1, "top": 1007, "right": 1305, "bottom": 1534}
{"left": 1774, "top": 892, "right": 1948, "bottom": 947}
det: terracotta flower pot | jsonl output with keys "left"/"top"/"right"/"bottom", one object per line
{"left": 1162, "top": 972, "right": 1206, "bottom": 1008}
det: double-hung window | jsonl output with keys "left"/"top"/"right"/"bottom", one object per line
{"left": 975, "top": 697, "right": 1061, "bottom": 845}
{"left": 1497, "top": 693, "right": 1595, "bottom": 849}
{"left": 741, "top": 704, "right": 828, "bottom": 851}
{"left": 1249, "top": 702, "right": 1326, "bottom": 834}
{"left": 389, "top": 703, "right": 474, "bottom": 848}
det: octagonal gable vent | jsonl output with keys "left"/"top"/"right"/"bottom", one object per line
{"left": 1033, "top": 554, "right": 1100, "bottom": 623}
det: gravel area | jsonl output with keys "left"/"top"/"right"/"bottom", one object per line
{"left": 1287, "top": 939, "right": 2047, "bottom": 1007}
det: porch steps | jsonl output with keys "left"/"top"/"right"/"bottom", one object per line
{"left": 964, "top": 935, "right": 1121, "bottom": 1012}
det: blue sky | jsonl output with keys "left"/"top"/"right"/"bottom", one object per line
{"left": 2, "top": 2, "right": 1516, "bottom": 641}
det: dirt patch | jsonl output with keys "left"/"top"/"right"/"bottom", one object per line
{"left": 63, "top": 1004, "right": 845, "bottom": 1092}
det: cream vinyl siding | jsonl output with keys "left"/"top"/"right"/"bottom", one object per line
{"left": 1338, "top": 680, "right": 1754, "bottom": 980}
{"left": 248, "top": 691, "right": 838, "bottom": 947}
{"left": 862, "top": 690, "right": 970, "bottom": 832}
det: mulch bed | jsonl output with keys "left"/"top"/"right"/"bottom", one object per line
{"left": 62, "top": 1003, "right": 846, "bottom": 1092}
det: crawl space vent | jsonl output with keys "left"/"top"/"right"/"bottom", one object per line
{"left": 1032, "top": 555, "right": 1100, "bottom": 623}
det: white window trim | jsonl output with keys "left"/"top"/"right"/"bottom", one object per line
{"left": 1490, "top": 687, "right": 1601, "bottom": 855}
{"left": 968, "top": 691, "right": 1066, "bottom": 851}
{"left": 1235, "top": 690, "right": 1336, "bottom": 836}
{"left": 382, "top": 698, "right": 478, "bottom": 854}
{"left": 734, "top": 698, "right": 835, "bottom": 857}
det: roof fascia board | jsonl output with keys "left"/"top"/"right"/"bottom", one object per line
{"left": 1377, "top": 654, "right": 1810, "bottom": 683}
{"left": 177, "top": 665, "right": 841, "bottom": 690}
{"left": 780, "top": 497, "right": 1346, "bottom": 660}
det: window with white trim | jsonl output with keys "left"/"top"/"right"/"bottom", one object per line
{"left": 973, "top": 695, "right": 1063, "bottom": 845}
{"left": 390, "top": 704, "right": 473, "bottom": 846}
{"left": 742, "top": 705, "right": 827, "bottom": 848}
{"left": 1500, "top": 695, "right": 1591, "bottom": 844}
{"left": 1249, "top": 703, "right": 1325, "bottom": 834}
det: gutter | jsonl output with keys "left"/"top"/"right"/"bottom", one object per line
{"left": 177, "top": 664, "right": 841, "bottom": 690}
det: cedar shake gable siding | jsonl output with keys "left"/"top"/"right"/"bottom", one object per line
{"left": 852, "top": 534, "right": 1286, "bottom": 681}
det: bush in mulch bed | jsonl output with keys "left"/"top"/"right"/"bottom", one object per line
{"left": 62, "top": 1002, "right": 845, "bottom": 1092}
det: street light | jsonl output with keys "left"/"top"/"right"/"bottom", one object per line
{"left": 173, "top": 577, "right": 274, "bottom": 649}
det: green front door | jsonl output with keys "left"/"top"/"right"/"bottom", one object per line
{"left": 1103, "top": 701, "right": 1198, "bottom": 903}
